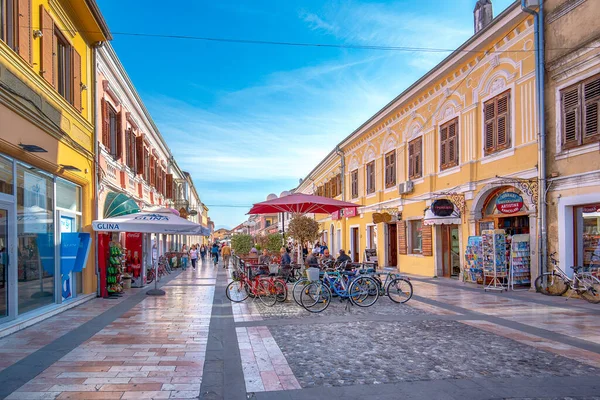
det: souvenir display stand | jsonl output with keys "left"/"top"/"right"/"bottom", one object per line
{"left": 107, "top": 241, "right": 124, "bottom": 297}
{"left": 509, "top": 234, "right": 531, "bottom": 290}
{"left": 464, "top": 236, "right": 483, "bottom": 284}
{"left": 482, "top": 229, "right": 508, "bottom": 292}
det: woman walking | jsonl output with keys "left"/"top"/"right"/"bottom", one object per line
{"left": 200, "top": 244, "right": 206, "bottom": 261}
{"left": 190, "top": 245, "right": 198, "bottom": 270}
{"left": 181, "top": 244, "right": 189, "bottom": 271}
{"left": 211, "top": 242, "right": 219, "bottom": 267}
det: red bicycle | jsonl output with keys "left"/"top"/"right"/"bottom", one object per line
{"left": 225, "top": 266, "right": 287, "bottom": 306}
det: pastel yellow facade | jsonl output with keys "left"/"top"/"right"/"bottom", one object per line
{"left": 0, "top": 0, "right": 110, "bottom": 328}
{"left": 298, "top": 3, "right": 540, "bottom": 279}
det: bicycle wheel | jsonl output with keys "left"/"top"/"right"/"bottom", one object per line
{"left": 349, "top": 277, "right": 379, "bottom": 307}
{"left": 292, "top": 278, "right": 309, "bottom": 306}
{"left": 226, "top": 281, "right": 249, "bottom": 302}
{"left": 272, "top": 279, "right": 288, "bottom": 302}
{"left": 300, "top": 282, "right": 331, "bottom": 313}
{"left": 580, "top": 275, "right": 600, "bottom": 304}
{"left": 257, "top": 280, "right": 277, "bottom": 306}
{"left": 534, "top": 273, "right": 568, "bottom": 296}
{"left": 146, "top": 272, "right": 154, "bottom": 284}
{"left": 387, "top": 278, "right": 413, "bottom": 303}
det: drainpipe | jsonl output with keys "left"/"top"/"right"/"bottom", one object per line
{"left": 521, "top": 0, "right": 547, "bottom": 274}
{"left": 92, "top": 42, "right": 102, "bottom": 297}
{"left": 336, "top": 145, "right": 345, "bottom": 201}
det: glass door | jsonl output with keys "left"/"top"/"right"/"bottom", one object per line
{"left": 0, "top": 205, "right": 9, "bottom": 320}
{"left": 59, "top": 211, "right": 80, "bottom": 300}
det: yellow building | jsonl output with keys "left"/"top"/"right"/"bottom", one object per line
{"left": 297, "top": 1, "right": 540, "bottom": 280}
{"left": 0, "top": 0, "right": 110, "bottom": 334}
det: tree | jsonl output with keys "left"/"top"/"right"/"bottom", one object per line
{"left": 231, "top": 234, "right": 253, "bottom": 255}
{"left": 287, "top": 215, "right": 319, "bottom": 248}
{"left": 265, "top": 233, "right": 283, "bottom": 253}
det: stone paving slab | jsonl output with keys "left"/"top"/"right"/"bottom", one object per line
{"left": 269, "top": 319, "right": 600, "bottom": 388}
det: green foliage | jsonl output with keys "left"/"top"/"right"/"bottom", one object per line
{"left": 266, "top": 233, "right": 284, "bottom": 253}
{"left": 287, "top": 216, "right": 319, "bottom": 245}
{"left": 231, "top": 234, "right": 253, "bottom": 255}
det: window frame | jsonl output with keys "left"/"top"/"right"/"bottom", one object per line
{"left": 125, "top": 128, "right": 136, "bottom": 171}
{"left": 54, "top": 28, "right": 73, "bottom": 104}
{"left": 408, "top": 137, "right": 422, "bottom": 180}
{"left": 408, "top": 219, "right": 423, "bottom": 255}
{"left": 366, "top": 161, "right": 375, "bottom": 194}
{"left": 560, "top": 74, "right": 600, "bottom": 150}
{"left": 103, "top": 103, "right": 118, "bottom": 157}
{"left": 483, "top": 90, "right": 511, "bottom": 156}
{"left": 384, "top": 150, "right": 396, "bottom": 188}
{"left": 440, "top": 117, "right": 459, "bottom": 170}
{"left": 351, "top": 169, "right": 358, "bottom": 199}
{"left": 0, "top": 0, "right": 18, "bottom": 50}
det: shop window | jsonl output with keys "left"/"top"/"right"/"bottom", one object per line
{"left": 408, "top": 137, "right": 422, "bottom": 180}
{"left": 366, "top": 161, "right": 375, "bottom": 194}
{"left": 0, "top": 0, "right": 17, "bottom": 51}
{"left": 561, "top": 75, "right": 600, "bottom": 150}
{"left": 484, "top": 91, "right": 511, "bottom": 155}
{"left": 351, "top": 169, "right": 358, "bottom": 199}
{"left": 385, "top": 151, "right": 396, "bottom": 188}
{"left": 440, "top": 118, "right": 459, "bottom": 170}
{"left": 0, "top": 154, "right": 13, "bottom": 195}
{"left": 574, "top": 204, "right": 600, "bottom": 272}
{"left": 409, "top": 220, "right": 423, "bottom": 254}
{"left": 17, "top": 164, "right": 56, "bottom": 314}
{"left": 56, "top": 178, "right": 81, "bottom": 212}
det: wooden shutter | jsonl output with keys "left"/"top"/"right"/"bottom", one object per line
{"left": 583, "top": 77, "right": 600, "bottom": 143}
{"left": 71, "top": 48, "right": 81, "bottom": 111}
{"left": 440, "top": 125, "right": 448, "bottom": 167}
{"left": 484, "top": 100, "right": 496, "bottom": 154}
{"left": 166, "top": 174, "right": 173, "bottom": 199}
{"left": 116, "top": 112, "right": 123, "bottom": 160}
{"left": 40, "top": 6, "right": 54, "bottom": 86}
{"left": 497, "top": 94, "right": 510, "bottom": 149}
{"left": 135, "top": 135, "right": 144, "bottom": 175}
{"left": 408, "top": 141, "right": 415, "bottom": 178}
{"left": 562, "top": 86, "right": 580, "bottom": 149}
{"left": 448, "top": 120, "right": 457, "bottom": 166}
{"left": 409, "top": 137, "right": 422, "bottom": 179}
{"left": 397, "top": 221, "right": 407, "bottom": 255}
{"left": 351, "top": 170, "right": 358, "bottom": 198}
{"left": 421, "top": 224, "right": 433, "bottom": 256}
{"left": 101, "top": 99, "right": 109, "bottom": 147}
{"left": 18, "top": 0, "right": 31, "bottom": 63}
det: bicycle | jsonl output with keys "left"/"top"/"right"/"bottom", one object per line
{"left": 365, "top": 266, "right": 413, "bottom": 304}
{"left": 225, "top": 266, "right": 284, "bottom": 306}
{"left": 534, "top": 253, "right": 600, "bottom": 303}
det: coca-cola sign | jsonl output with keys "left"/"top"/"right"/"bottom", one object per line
{"left": 496, "top": 192, "right": 524, "bottom": 214}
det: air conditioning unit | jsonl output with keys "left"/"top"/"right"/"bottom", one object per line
{"left": 398, "top": 181, "right": 414, "bottom": 195}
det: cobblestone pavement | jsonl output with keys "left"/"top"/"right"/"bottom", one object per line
{"left": 2, "top": 266, "right": 600, "bottom": 399}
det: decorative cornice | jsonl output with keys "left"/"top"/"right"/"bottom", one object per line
{"left": 547, "top": 0, "right": 587, "bottom": 24}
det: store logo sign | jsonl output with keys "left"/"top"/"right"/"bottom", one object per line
{"left": 96, "top": 223, "right": 120, "bottom": 230}
{"left": 496, "top": 192, "right": 524, "bottom": 214}
{"left": 134, "top": 214, "right": 168, "bottom": 221}
{"left": 431, "top": 199, "right": 455, "bottom": 217}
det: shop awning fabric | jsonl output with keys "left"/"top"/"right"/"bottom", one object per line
{"left": 103, "top": 192, "right": 140, "bottom": 218}
{"left": 423, "top": 207, "right": 462, "bottom": 226}
{"left": 248, "top": 193, "right": 358, "bottom": 215}
{"left": 92, "top": 209, "right": 204, "bottom": 234}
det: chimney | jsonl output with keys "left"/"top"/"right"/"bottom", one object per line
{"left": 474, "top": 0, "right": 493, "bottom": 34}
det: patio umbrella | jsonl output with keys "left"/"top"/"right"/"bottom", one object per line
{"left": 247, "top": 193, "right": 358, "bottom": 215}
{"left": 103, "top": 192, "right": 140, "bottom": 218}
{"left": 92, "top": 208, "right": 202, "bottom": 234}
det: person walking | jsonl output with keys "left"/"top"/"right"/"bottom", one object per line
{"left": 181, "top": 244, "right": 189, "bottom": 271}
{"left": 199, "top": 244, "right": 206, "bottom": 260}
{"left": 211, "top": 242, "right": 220, "bottom": 266}
{"left": 221, "top": 243, "right": 231, "bottom": 269}
{"left": 190, "top": 245, "right": 198, "bottom": 270}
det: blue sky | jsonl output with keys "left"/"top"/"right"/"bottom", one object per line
{"left": 97, "top": 0, "right": 514, "bottom": 229}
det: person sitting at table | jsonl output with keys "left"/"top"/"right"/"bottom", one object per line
{"left": 258, "top": 249, "right": 272, "bottom": 265}
{"left": 337, "top": 249, "right": 352, "bottom": 264}
{"left": 320, "top": 249, "right": 335, "bottom": 265}
{"left": 280, "top": 247, "right": 291, "bottom": 266}
{"left": 305, "top": 248, "right": 320, "bottom": 269}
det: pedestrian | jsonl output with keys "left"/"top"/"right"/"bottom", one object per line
{"left": 181, "top": 244, "right": 189, "bottom": 271}
{"left": 221, "top": 242, "right": 232, "bottom": 269}
{"left": 211, "top": 242, "right": 220, "bottom": 266}
{"left": 190, "top": 245, "right": 198, "bottom": 270}
{"left": 280, "top": 247, "right": 291, "bottom": 266}
{"left": 200, "top": 244, "right": 206, "bottom": 260}
{"left": 258, "top": 249, "right": 272, "bottom": 265}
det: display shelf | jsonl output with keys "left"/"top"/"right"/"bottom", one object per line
{"left": 464, "top": 236, "right": 483, "bottom": 284}
{"left": 509, "top": 234, "right": 530, "bottom": 290}
{"left": 482, "top": 229, "right": 507, "bottom": 292}
{"left": 107, "top": 242, "right": 124, "bottom": 296}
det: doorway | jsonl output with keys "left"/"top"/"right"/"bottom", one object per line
{"left": 441, "top": 224, "right": 460, "bottom": 278}
{"left": 387, "top": 223, "right": 398, "bottom": 267}
{"left": 0, "top": 203, "right": 10, "bottom": 320}
{"left": 350, "top": 227, "right": 359, "bottom": 262}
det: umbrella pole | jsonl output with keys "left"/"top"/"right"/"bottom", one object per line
{"left": 147, "top": 234, "right": 165, "bottom": 296}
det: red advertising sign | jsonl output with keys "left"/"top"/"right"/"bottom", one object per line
{"left": 125, "top": 232, "right": 143, "bottom": 281}
{"left": 582, "top": 204, "right": 600, "bottom": 213}
{"left": 496, "top": 192, "right": 524, "bottom": 214}
{"left": 344, "top": 207, "right": 357, "bottom": 218}
{"left": 332, "top": 210, "right": 340, "bottom": 220}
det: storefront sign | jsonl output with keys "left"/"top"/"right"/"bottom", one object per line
{"left": 496, "top": 192, "right": 524, "bottom": 214}
{"left": 582, "top": 204, "right": 600, "bottom": 213}
{"left": 344, "top": 207, "right": 357, "bottom": 218}
{"left": 431, "top": 199, "right": 455, "bottom": 217}
{"left": 332, "top": 210, "right": 340, "bottom": 220}
{"left": 95, "top": 223, "right": 120, "bottom": 230}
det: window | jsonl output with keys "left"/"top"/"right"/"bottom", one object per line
{"left": 126, "top": 129, "right": 136, "bottom": 171}
{"left": 408, "top": 137, "right": 422, "bottom": 179}
{"left": 367, "top": 225, "right": 376, "bottom": 249}
{"left": 484, "top": 90, "right": 511, "bottom": 155}
{"left": 0, "top": 0, "right": 17, "bottom": 50}
{"left": 561, "top": 75, "right": 600, "bottom": 149}
{"left": 366, "top": 161, "right": 375, "bottom": 194}
{"left": 409, "top": 220, "right": 423, "bottom": 254}
{"left": 351, "top": 170, "right": 358, "bottom": 199}
{"left": 385, "top": 151, "right": 396, "bottom": 188}
{"left": 55, "top": 30, "right": 72, "bottom": 103}
{"left": 440, "top": 118, "right": 459, "bottom": 170}
{"left": 143, "top": 148, "right": 150, "bottom": 183}
{"left": 102, "top": 102, "right": 118, "bottom": 157}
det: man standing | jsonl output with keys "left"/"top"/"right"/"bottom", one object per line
{"left": 221, "top": 243, "right": 232, "bottom": 269}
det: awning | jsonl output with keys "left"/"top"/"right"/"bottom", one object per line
{"left": 92, "top": 208, "right": 203, "bottom": 234}
{"left": 103, "top": 192, "right": 140, "bottom": 218}
{"left": 423, "top": 208, "right": 461, "bottom": 226}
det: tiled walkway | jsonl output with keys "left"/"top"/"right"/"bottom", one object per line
{"left": 1, "top": 267, "right": 600, "bottom": 400}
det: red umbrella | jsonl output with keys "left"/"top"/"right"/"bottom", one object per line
{"left": 247, "top": 193, "right": 358, "bottom": 215}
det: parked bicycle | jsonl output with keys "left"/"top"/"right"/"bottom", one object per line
{"left": 366, "top": 266, "right": 413, "bottom": 303}
{"left": 225, "top": 266, "right": 286, "bottom": 306}
{"left": 534, "top": 252, "right": 600, "bottom": 303}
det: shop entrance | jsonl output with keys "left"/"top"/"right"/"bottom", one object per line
{"left": 0, "top": 203, "right": 10, "bottom": 321}
{"left": 441, "top": 224, "right": 460, "bottom": 278}
{"left": 387, "top": 223, "right": 398, "bottom": 267}
{"left": 477, "top": 188, "right": 530, "bottom": 235}
{"left": 350, "top": 227, "right": 359, "bottom": 262}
